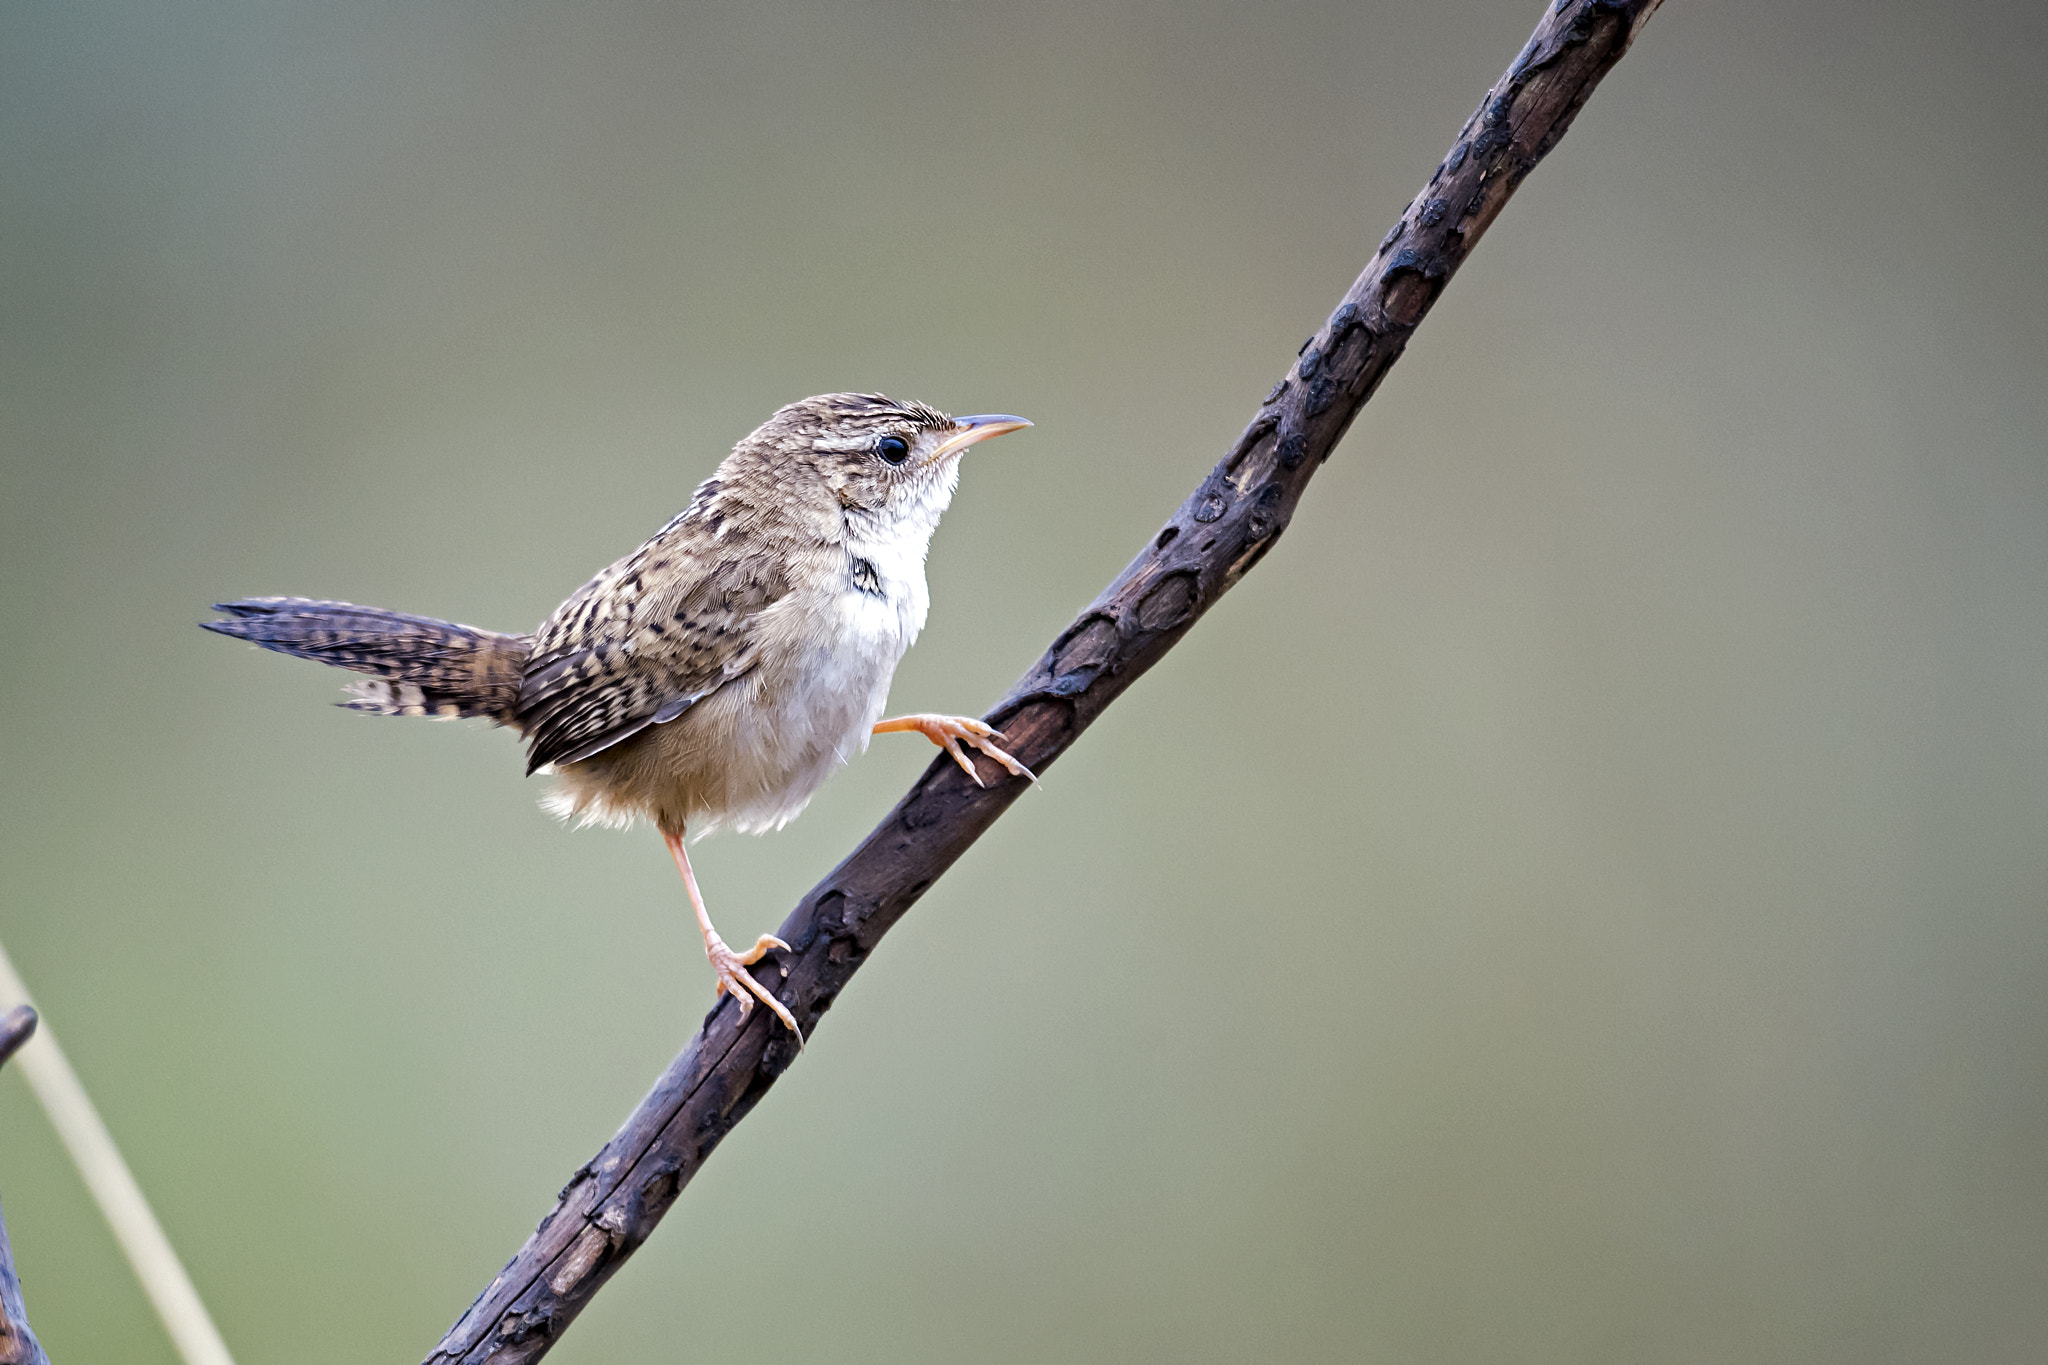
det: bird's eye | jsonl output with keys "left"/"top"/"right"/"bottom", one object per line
{"left": 876, "top": 435, "right": 911, "bottom": 465}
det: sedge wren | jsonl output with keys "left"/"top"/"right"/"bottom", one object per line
{"left": 204, "top": 394, "right": 1034, "bottom": 1041}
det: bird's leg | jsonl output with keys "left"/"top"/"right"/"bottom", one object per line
{"left": 662, "top": 829, "right": 803, "bottom": 1043}
{"left": 873, "top": 714, "right": 1035, "bottom": 787}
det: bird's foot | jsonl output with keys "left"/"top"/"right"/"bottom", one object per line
{"left": 706, "top": 932, "right": 803, "bottom": 1043}
{"left": 879, "top": 713, "right": 1036, "bottom": 787}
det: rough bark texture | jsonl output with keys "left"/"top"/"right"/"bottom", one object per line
{"left": 0, "top": 1006, "right": 53, "bottom": 1365}
{"left": 427, "top": 2, "right": 1663, "bottom": 1359}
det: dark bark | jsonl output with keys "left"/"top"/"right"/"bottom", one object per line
{"left": 0, "top": 1006, "right": 53, "bottom": 1365}
{"left": 426, "top": 2, "right": 1664, "bottom": 1359}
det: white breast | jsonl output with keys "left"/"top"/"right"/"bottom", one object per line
{"left": 713, "top": 509, "right": 939, "bottom": 834}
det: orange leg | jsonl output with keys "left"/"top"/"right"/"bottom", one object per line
{"left": 873, "top": 714, "right": 1035, "bottom": 788}
{"left": 663, "top": 829, "right": 803, "bottom": 1043}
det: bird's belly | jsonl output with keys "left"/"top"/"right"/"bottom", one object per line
{"left": 736, "top": 587, "right": 908, "bottom": 812}
{"left": 672, "top": 583, "right": 911, "bottom": 834}
{"left": 544, "top": 574, "right": 922, "bottom": 837}
{"left": 788, "top": 595, "right": 904, "bottom": 746}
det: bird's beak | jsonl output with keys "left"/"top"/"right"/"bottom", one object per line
{"left": 929, "top": 413, "right": 1032, "bottom": 463}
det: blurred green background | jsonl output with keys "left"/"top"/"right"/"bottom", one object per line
{"left": 4, "top": 1, "right": 2045, "bottom": 1360}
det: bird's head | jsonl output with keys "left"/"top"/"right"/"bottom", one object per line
{"left": 717, "top": 393, "right": 1030, "bottom": 543}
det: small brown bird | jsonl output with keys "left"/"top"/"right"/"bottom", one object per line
{"left": 204, "top": 394, "right": 1034, "bottom": 1041}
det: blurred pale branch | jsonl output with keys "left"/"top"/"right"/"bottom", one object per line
{"left": 0, "top": 946, "right": 236, "bottom": 1365}
{"left": 427, "top": 1, "right": 1663, "bottom": 1358}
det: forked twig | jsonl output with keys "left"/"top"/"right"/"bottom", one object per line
{"left": 1, "top": 1005, "right": 52, "bottom": 1365}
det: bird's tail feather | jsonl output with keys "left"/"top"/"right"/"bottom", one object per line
{"left": 203, "top": 597, "right": 530, "bottom": 723}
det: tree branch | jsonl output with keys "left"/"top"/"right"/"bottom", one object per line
{"left": 426, "top": 2, "right": 1663, "bottom": 1358}
{"left": 0, "top": 1005, "right": 54, "bottom": 1365}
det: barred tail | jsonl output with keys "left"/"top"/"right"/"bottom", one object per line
{"left": 203, "top": 597, "right": 530, "bottom": 723}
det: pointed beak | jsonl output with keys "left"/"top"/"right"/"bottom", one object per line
{"left": 929, "top": 413, "right": 1032, "bottom": 463}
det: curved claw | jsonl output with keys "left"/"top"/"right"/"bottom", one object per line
{"left": 878, "top": 713, "right": 1038, "bottom": 786}
{"left": 734, "top": 933, "right": 791, "bottom": 966}
{"left": 965, "top": 732, "right": 1037, "bottom": 784}
{"left": 668, "top": 827, "right": 804, "bottom": 1045}
{"left": 940, "top": 733, "right": 986, "bottom": 787}
{"left": 708, "top": 940, "right": 804, "bottom": 1045}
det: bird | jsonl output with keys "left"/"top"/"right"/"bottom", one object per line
{"left": 203, "top": 393, "right": 1035, "bottom": 1042}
